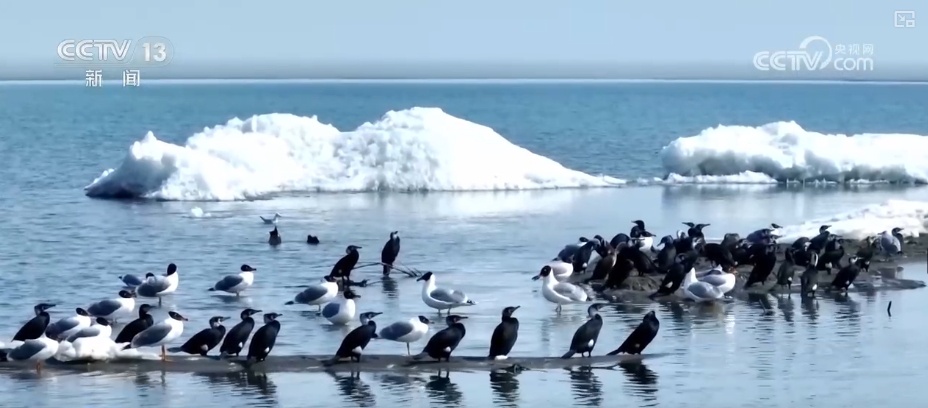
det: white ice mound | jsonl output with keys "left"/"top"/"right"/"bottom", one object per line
{"left": 660, "top": 121, "right": 928, "bottom": 183}
{"left": 84, "top": 107, "right": 613, "bottom": 201}
{"left": 778, "top": 199, "right": 928, "bottom": 243}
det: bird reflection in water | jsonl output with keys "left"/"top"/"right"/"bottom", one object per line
{"left": 565, "top": 366, "right": 603, "bottom": 407}
{"left": 328, "top": 370, "right": 375, "bottom": 407}
{"left": 619, "top": 362, "right": 659, "bottom": 406}
{"left": 425, "top": 369, "right": 464, "bottom": 407}
{"left": 746, "top": 293, "right": 776, "bottom": 316}
{"left": 132, "top": 372, "right": 165, "bottom": 391}
{"left": 196, "top": 371, "right": 278, "bottom": 406}
{"left": 776, "top": 294, "right": 795, "bottom": 323}
{"left": 381, "top": 276, "right": 400, "bottom": 300}
{"left": 375, "top": 373, "right": 424, "bottom": 402}
{"left": 801, "top": 297, "right": 819, "bottom": 323}
{"left": 489, "top": 368, "right": 522, "bottom": 406}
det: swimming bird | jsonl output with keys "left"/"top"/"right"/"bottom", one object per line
{"left": 118, "top": 274, "right": 146, "bottom": 289}
{"left": 45, "top": 307, "right": 93, "bottom": 341}
{"left": 321, "top": 289, "right": 360, "bottom": 325}
{"left": 533, "top": 265, "right": 589, "bottom": 314}
{"left": 682, "top": 262, "right": 726, "bottom": 302}
{"left": 260, "top": 213, "right": 282, "bottom": 224}
{"left": 169, "top": 316, "right": 230, "bottom": 356}
{"left": 268, "top": 227, "right": 282, "bottom": 246}
{"left": 878, "top": 229, "right": 903, "bottom": 260}
{"left": 831, "top": 256, "right": 862, "bottom": 293}
{"left": 135, "top": 263, "right": 180, "bottom": 305}
{"left": 417, "top": 272, "right": 476, "bottom": 314}
{"left": 219, "top": 308, "right": 262, "bottom": 357}
{"left": 128, "top": 311, "right": 188, "bottom": 361}
{"left": 285, "top": 275, "right": 339, "bottom": 311}
{"left": 12, "top": 303, "right": 55, "bottom": 342}
{"left": 208, "top": 264, "right": 257, "bottom": 296}
{"left": 331, "top": 245, "right": 362, "bottom": 282}
{"left": 488, "top": 306, "right": 520, "bottom": 360}
{"left": 65, "top": 317, "right": 113, "bottom": 343}
{"left": 327, "top": 312, "right": 381, "bottom": 364}
{"left": 378, "top": 316, "right": 432, "bottom": 356}
{"left": 381, "top": 231, "right": 401, "bottom": 277}
{"left": 607, "top": 310, "right": 660, "bottom": 355}
{"left": 561, "top": 303, "right": 607, "bottom": 359}
{"left": 413, "top": 315, "right": 468, "bottom": 362}
{"left": 649, "top": 254, "right": 693, "bottom": 299}
{"left": 247, "top": 312, "right": 282, "bottom": 364}
{"left": 87, "top": 290, "right": 136, "bottom": 323}
{"left": 306, "top": 235, "right": 320, "bottom": 245}
{"left": 0, "top": 319, "right": 58, "bottom": 373}
{"left": 114, "top": 304, "right": 155, "bottom": 344}
{"left": 800, "top": 253, "right": 820, "bottom": 298}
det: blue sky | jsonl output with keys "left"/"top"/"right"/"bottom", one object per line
{"left": 1, "top": 1, "right": 923, "bottom": 79}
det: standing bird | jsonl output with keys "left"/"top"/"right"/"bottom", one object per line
{"left": 630, "top": 220, "right": 654, "bottom": 252}
{"left": 12, "top": 303, "right": 55, "bottom": 342}
{"left": 88, "top": 290, "right": 136, "bottom": 323}
{"left": 208, "top": 264, "right": 257, "bottom": 296}
{"left": 114, "top": 304, "right": 155, "bottom": 344}
{"left": 533, "top": 265, "right": 589, "bottom": 314}
{"left": 46, "top": 307, "right": 93, "bottom": 341}
{"left": 649, "top": 254, "right": 692, "bottom": 299}
{"left": 488, "top": 306, "right": 520, "bottom": 360}
{"left": 268, "top": 227, "right": 282, "bottom": 246}
{"left": 775, "top": 248, "right": 797, "bottom": 294}
{"left": 831, "top": 256, "right": 862, "bottom": 293}
{"left": 128, "top": 311, "right": 188, "bottom": 361}
{"left": 380, "top": 231, "right": 401, "bottom": 277}
{"left": 65, "top": 317, "right": 113, "bottom": 343}
{"left": 321, "top": 289, "right": 360, "bottom": 325}
{"left": 331, "top": 245, "right": 362, "bottom": 284}
{"left": 0, "top": 319, "right": 58, "bottom": 373}
{"left": 285, "top": 275, "right": 339, "bottom": 311}
{"left": 118, "top": 274, "right": 146, "bottom": 289}
{"left": 855, "top": 236, "right": 875, "bottom": 270}
{"left": 807, "top": 225, "right": 832, "bottom": 253}
{"left": 743, "top": 244, "right": 778, "bottom": 289}
{"left": 561, "top": 303, "right": 607, "bottom": 359}
{"left": 413, "top": 315, "right": 468, "bottom": 362}
{"left": 417, "top": 272, "right": 476, "bottom": 315}
{"left": 247, "top": 312, "right": 283, "bottom": 364}
{"left": 699, "top": 242, "right": 737, "bottom": 271}
{"left": 817, "top": 236, "right": 845, "bottom": 273}
{"left": 653, "top": 236, "right": 678, "bottom": 274}
{"left": 800, "top": 253, "right": 820, "bottom": 299}
{"left": 682, "top": 222, "right": 710, "bottom": 241}
{"left": 135, "top": 263, "right": 180, "bottom": 306}
{"left": 169, "top": 316, "right": 230, "bottom": 356}
{"left": 892, "top": 227, "right": 906, "bottom": 252}
{"left": 326, "top": 312, "right": 381, "bottom": 364}
{"left": 590, "top": 246, "right": 617, "bottom": 280}
{"left": 378, "top": 316, "right": 432, "bottom": 356}
{"left": 607, "top": 311, "right": 660, "bottom": 355}
{"left": 878, "top": 229, "right": 903, "bottom": 260}
{"left": 220, "top": 308, "right": 263, "bottom": 358}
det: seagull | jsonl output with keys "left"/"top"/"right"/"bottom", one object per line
{"left": 416, "top": 272, "right": 476, "bottom": 315}
{"left": 127, "top": 311, "right": 188, "bottom": 361}
{"left": 208, "top": 264, "right": 257, "bottom": 296}
{"left": 378, "top": 315, "right": 431, "bottom": 355}
{"left": 45, "top": 307, "right": 93, "bottom": 341}
{"left": 0, "top": 327, "right": 59, "bottom": 373}
{"left": 87, "top": 290, "right": 136, "bottom": 323}
{"left": 285, "top": 275, "right": 339, "bottom": 311}
{"left": 136, "top": 263, "right": 180, "bottom": 305}
{"left": 533, "top": 265, "right": 589, "bottom": 314}
{"left": 118, "top": 274, "right": 146, "bottom": 289}
{"left": 260, "top": 213, "right": 282, "bottom": 224}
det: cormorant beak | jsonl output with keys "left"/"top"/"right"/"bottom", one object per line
{"left": 512, "top": 306, "right": 521, "bottom": 311}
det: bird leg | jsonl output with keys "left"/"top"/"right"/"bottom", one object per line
{"left": 555, "top": 305, "right": 562, "bottom": 315}
{"left": 406, "top": 344, "right": 411, "bottom": 356}
{"left": 35, "top": 361, "right": 42, "bottom": 374}
{"left": 161, "top": 345, "right": 171, "bottom": 362}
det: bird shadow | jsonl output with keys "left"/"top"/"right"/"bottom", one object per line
{"left": 212, "top": 295, "right": 253, "bottom": 305}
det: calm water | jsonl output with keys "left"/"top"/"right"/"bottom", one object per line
{"left": 1, "top": 82, "right": 928, "bottom": 407}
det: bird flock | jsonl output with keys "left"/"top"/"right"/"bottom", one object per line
{"left": 0, "top": 215, "right": 909, "bottom": 373}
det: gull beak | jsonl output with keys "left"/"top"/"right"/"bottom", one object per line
{"left": 531, "top": 275, "right": 541, "bottom": 281}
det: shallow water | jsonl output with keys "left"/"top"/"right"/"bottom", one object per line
{"left": 1, "top": 186, "right": 928, "bottom": 406}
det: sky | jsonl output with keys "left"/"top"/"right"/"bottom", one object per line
{"left": 0, "top": 1, "right": 924, "bottom": 80}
